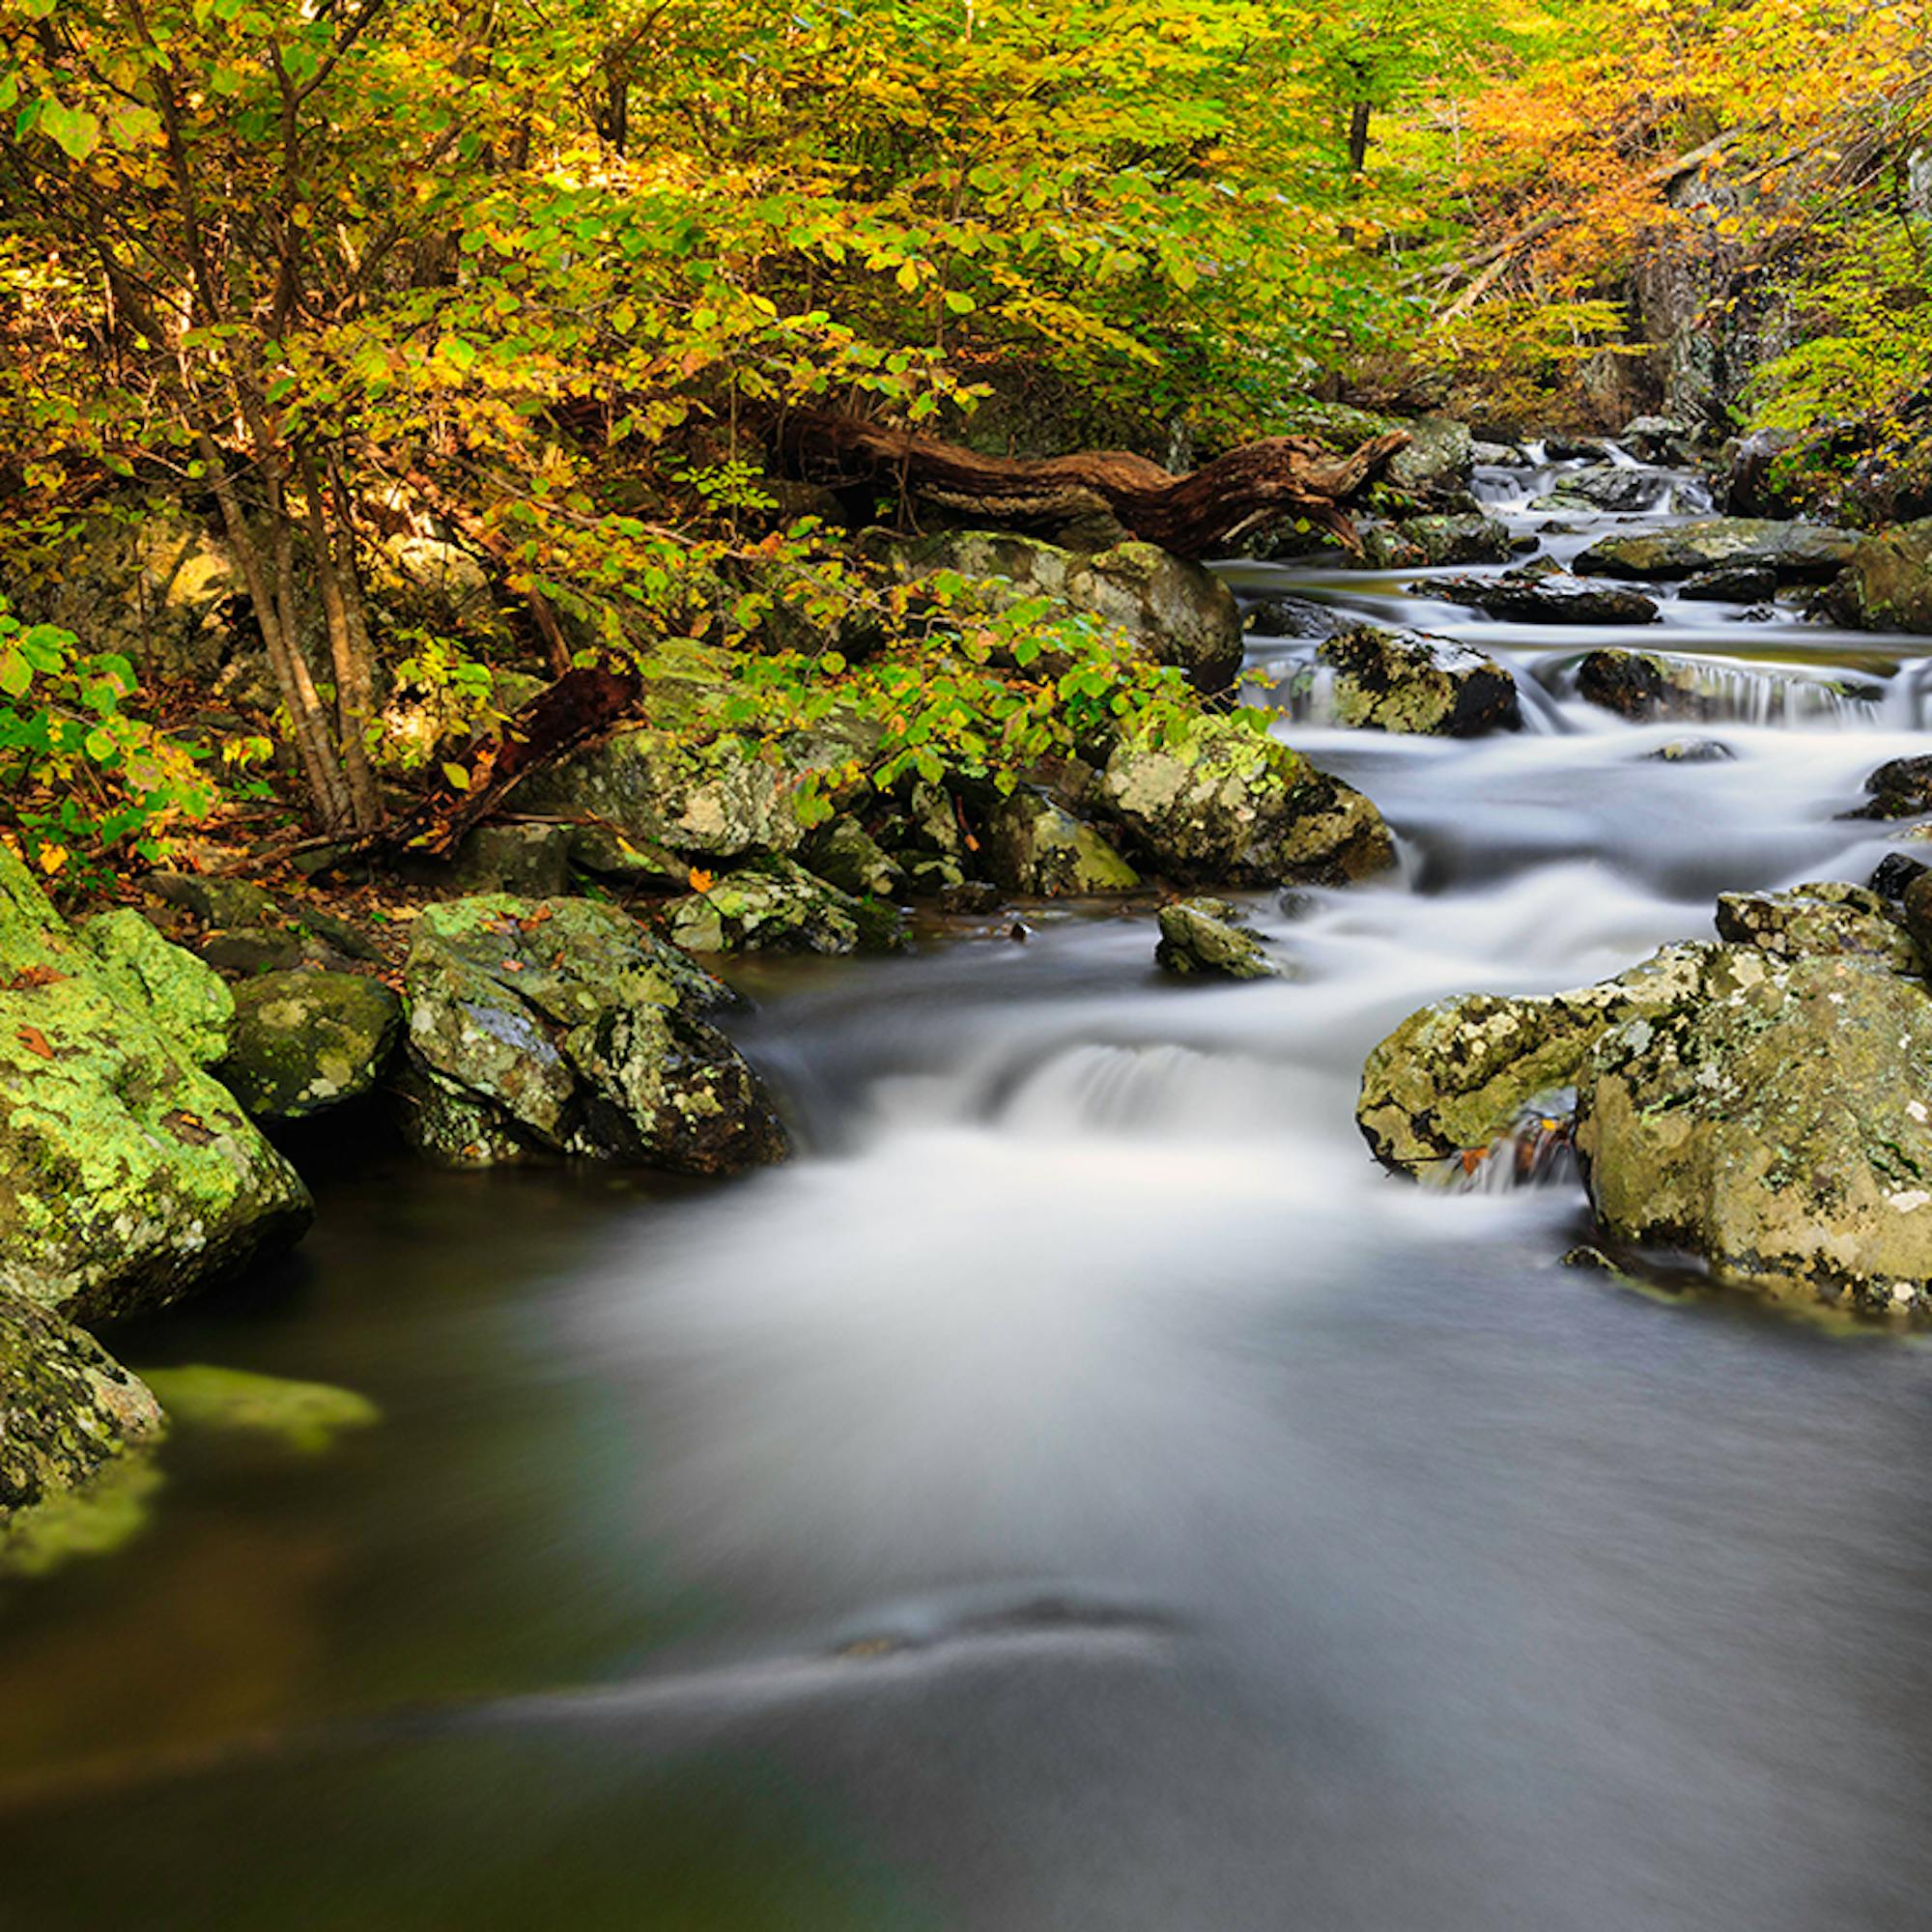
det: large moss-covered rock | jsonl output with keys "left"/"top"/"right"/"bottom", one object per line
{"left": 219, "top": 970, "right": 403, "bottom": 1120}
{"left": 1154, "top": 898, "right": 1283, "bottom": 980}
{"left": 1577, "top": 956, "right": 1932, "bottom": 1315}
{"left": 77, "top": 907, "right": 233, "bottom": 1065}
{"left": 1822, "top": 519, "right": 1932, "bottom": 633}
{"left": 399, "top": 895, "right": 786, "bottom": 1171}
{"left": 1714, "top": 881, "right": 1921, "bottom": 974}
{"left": 1098, "top": 715, "right": 1394, "bottom": 887}
{"left": 1314, "top": 626, "right": 1520, "bottom": 736}
{"left": 801, "top": 817, "right": 905, "bottom": 899}
{"left": 878, "top": 530, "right": 1243, "bottom": 692}
{"left": 664, "top": 857, "right": 908, "bottom": 954}
{"left": 0, "top": 1294, "right": 163, "bottom": 1530}
{"left": 1574, "top": 518, "right": 1858, "bottom": 583}
{"left": 982, "top": 790, "right": 1139, "bottom": 896}
{"left": 1354, "top": 514, "right": 1514, "bottom": 569}
{"left": 1357, "top": 943, "right": 1776, "bottom": 1177}
{"left": 1384, "top": 415, "right": 1473, "bottom": 498}
{"left": 0, "top": 847, "right": 312, "bottom": 1324}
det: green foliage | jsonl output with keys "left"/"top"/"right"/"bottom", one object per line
{"left": 0, "top": 600, "right": 214, "bottom": 893}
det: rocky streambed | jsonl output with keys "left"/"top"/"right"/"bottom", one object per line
{"left": 13, "top": 439, "right": 1932, "bottom": 1926}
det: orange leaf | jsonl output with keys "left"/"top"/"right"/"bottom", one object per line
{"left": 688, "top": 867, "right": 715, "bottom": 893}
{"left": 16, "top": 1025, "right": 55, "bottom": 1060}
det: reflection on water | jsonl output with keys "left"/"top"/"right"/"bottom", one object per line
{"left": 8, "top": 469, "right": 1932, "bottom": 1929}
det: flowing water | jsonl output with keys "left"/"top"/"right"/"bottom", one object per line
{"left": 9, "top": 455, "right": 1932, "bottom": 1929}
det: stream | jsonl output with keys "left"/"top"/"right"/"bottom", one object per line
{"left": 8, "top": 452, "right": 1932, "bottom": 1929}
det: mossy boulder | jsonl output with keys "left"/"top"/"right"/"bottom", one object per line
{"left": 141, "top": 1364, "right": 378, "bottom": 1452}
{"left": 0, "top": 845, "right": 313, "bottom": 1324}
{"left": 1154, "top": 898, "right": 1283, "bottom": 980}
{"left": 219, "top": 970, "right": 403, "bottom": 1120}
{"left": 1314, "top": 626, "right": 1520, "bottom": 736}
{"left": 1098, "top": 715, "right": 1393, "bottom": 887}
{"left": 77, "top": 907, "right": 233, "bottom": 1065}
{"left": 1357, "top": 943, "right": 1777, "bottom": 1177}
{"left": 877, "top": 529, "right": 1243, "bottom": 693}
{"left": 664, "top": 857, "right": 908, "bottom": 954}
{"left": 1529, "top": 465, "right": 1662, "bottom": 514}
{"left": 0, "top": 1294, "right": 163, "bottom": 1533}
{"left": 1354, "top": 514, "right": 1514, "bottom": 569}
{"left": 1820, "top": 519, "right": 1932, "bottom": 633}
{"left": 1714, "top": 882, "right": 1921, "bottom": 975}
{"left": 801, "top": 817, "right": 905, "bottom": 899}
{"left": 399, "top": 895, "right": 786, "bottom": 1172}
{"left": 1384, "top": 415, "right": 1474, "bottom": 498}
{"left": 981, "top": 789, "right": 1139, "bottom": 896}
{"left": 1574, "top": 518, "right": 1858, "bottom": 583}
{"left": 1577, "top": 956, "right": 1932, "bottom": 1316}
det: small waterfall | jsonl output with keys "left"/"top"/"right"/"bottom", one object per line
{"left": 1438, "top": 1094, "right": 1579, "bottom": 1195}
{"left": 1543, "top": 652, "right": 1889, "bottom": 729}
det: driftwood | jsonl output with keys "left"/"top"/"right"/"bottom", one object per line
{"left": 383, "top": 666, "right": 639, "bottom": 858}
{"left": 776, "top": 410, "right": 1409, "bottom": 556}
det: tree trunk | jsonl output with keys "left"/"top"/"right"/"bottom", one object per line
{"left": 774, "top": 412, "right": 1408, "bottom": 555}
{"left": 297, "top": 445, "right": 382, "bottom": 830}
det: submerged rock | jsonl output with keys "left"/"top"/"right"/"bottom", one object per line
{"left": 1821, "top": 519, "right": 1932, "bottom": 634}
{"left": 1426, "top": 574, "right": 1660, "bottom": 626}
{"left": 0, "top": 846, "right": 312, "bottom": 1325}
{"left": 982, "top": 790, "right": 1139, "bottom": 896}
{"left": 0, "top": 1294, "right": 163, "bottom": 1533}
{"left": 141, "top": 1364, "right": 378, "bottom": 1453}
{"left": 1098, "top": 714, "right": 1394, "bottom": 887}
{"left": 664, "top": 856, "right": 908, "bottom": 955}
{"left": 399, "top": 895, "right": 786, "bottom": 1172}
{"left": 219, "top": 970, "right": 403, "bottom": 1120}
{"left": 1577, "top": 956, "right": 1932, "bottom": 1316}
{"left": 1315, "top": 625, "right": 1520, "bottom": 736}
{"left": 1573, "top": 517, "right": 1858, "bottom": 583}
{"left": 1714, "top": 882, "right": 1921, "bottom": 974}
{"left": 1154, "top": 898, "right": 1283, "bottom": 980}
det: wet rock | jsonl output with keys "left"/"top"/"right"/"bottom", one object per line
{"left": 1714, "top": 882, "right": 1921, "bottom": 974}
{"left": 876, "top": 529, "right": 1243, "bottom": 693}
{"left": 982, "top": 790, "right": 1139, "bottom": 896}
{"left": 1679, "top": 562, "right": 1777, "bottom": 603}
{"left": 0, "top": 844, "right": 312, "bottom": 1325}
{"left": 1899, "top": 871, "right": 1932, "bottom": 961}
{"left": 938, "top": 880, "right": 1004, "bottom": 914}
{"left": 1574, "top": 517, "right": 1859, "bottom": 583}
{"left": 0, "top": 1294, "right": 163, "bottom": 1533}
{"left": 1531, "top": 465, "right": 1664, "bottom": 514}
{"left": 399, "top": 895, "right": 786, "bottom": 1172}
{"left": 1154, "top": 898, "right": 1283, "bottom": 980}
{"left": 1846, "top": 753, "right": 1932, "bottom": 821}
{"left": 1621, "top": 416, "right": 1698, "bottom": 464}
{"left": 452, "top": 823, "right": 574, "bottom": 897}
{"left": 1542, "top": 435, "right": 1613, "bottom": 461}
{"left": 1575, "top": 648, "right": 1880, "bottom": 724}
{"left": 1821, "top": 518, "right": 1932, "bottom": 634}
{"left": 219, "top": 970, "right": 404, "bottom": 1120}
{"left": 1426, "top": 574, "right": 1660, "bottom": 625}
{"left": 1316, "top": 625, "right": 1520, "bottom": 736}
{"left": 1243, "top": 594, "right": 1349, "bottom": 640}
{"left": 801, "top": 817, "right": 906, "bottom": 899}
{"left": 1384, "top": 415, "right": 1474, "bottom": 498}
{"left": 1577, "top": 956, "right": 1932, "bottom": 1316}
{"left": 1355, "top": 514, "right": 1514, "bottom": 569}
{"left": 665, "top": 857, "right": 907, "bottom": 956}
{"left": 1645, "top": 738, "right": 1736, "bottom": 763}
{"left": 1357, "top": 942, "right": 1773, "bottom": 1178}
{"left": 1098, "top": 714, "right": 1394, "bottom": 888}
{"left": 140, "top": 1365, "right": 378, "bottom": 1453}
{"left": 1870, "top": 853, "right": 1930, "bottom": 903}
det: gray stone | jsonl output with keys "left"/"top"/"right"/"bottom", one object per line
{"left": 1155, "top": 898, "right": 1283, "bottom": 980}
{"left": 220, "top": 970, "right": 404, "bottom": 1120}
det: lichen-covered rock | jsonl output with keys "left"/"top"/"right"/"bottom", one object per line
{"left": 1357, "top": 943, "right": 1776, "bottom": 1177}
{"left": 1098, "top": 715, "right": 1394, "bottom": 887}
{"left": 878, "top": 530, "right": 1243, "bottom": 693}
{"left": 1574, "top": 518, "right": 1858, "bottom": 583}
{"left": 1576, "top": 956, "right": 1932, "bottom": 1316}
{"left": 1384, "top": 415, "right": 1473, "bottom": 498}
{"left": 399, "top": 895, "right": 786, "bottom": 1171}
{"left": 0, "top": 1294, "right": 163, "bottom": 1529}
{"left": 77, "top": 907, "right": 233, "bottom": 1066}
{"left": 1314, "top": 626, "right": 1520, "bottom": 737}
{"left": 1645, "top": 738, "right": 1736, "bottom": 763}
{"left": 1354, "top": 514, "right": 1514, "bottom": 569}
{"left": 0, "top": 846, "right": 312, "bottom": 1325}
{"left": 1621, "top": 416, "right": 1698, "bottom": 464}
{"left": 664, "top": 857, "right": 908, "bottom": 954}
{"left": 1530, "top": 465, "right": 1664, "bottom": 514}
{"left": 1820, "top": 519, "right": 1932, "bottom": 634}
{"left": 981, "top": 790, "right": 1139, "bottom": 896}
{"left": 1154, "top": 898, "right": 1283, "bottom": 980}
{"left": 1714, "top": 882, "right": 1921, "bottom": 974}
{"left": 1426, "top": 574, "right": 1660, "bottom": 626}
{"left": 801, "top": 818, "right": 905, "bottom": 899}
{"left": 219, "top": 970, "right": 403, "bottom": 1120}
{"left": 141, "top": 1364, "right": 378, "bottom": 1452}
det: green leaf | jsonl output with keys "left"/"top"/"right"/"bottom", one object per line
{"left": 440, "top": 761, "right": 471, "bottom": 791}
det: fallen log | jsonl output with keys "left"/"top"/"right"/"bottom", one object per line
{"left": 775, "top": 411, "right": 1409, "bottom": 557}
